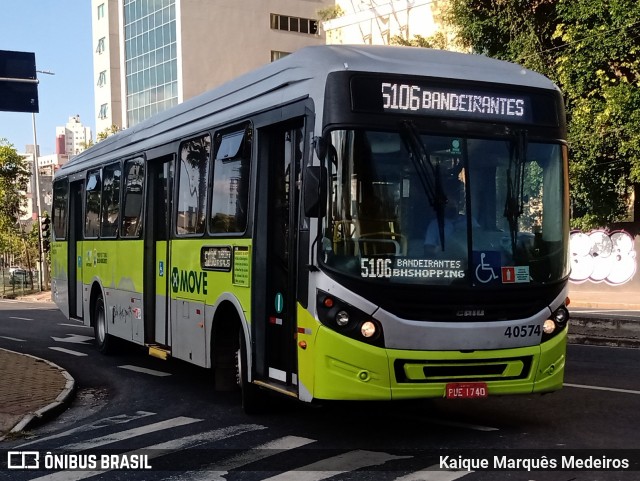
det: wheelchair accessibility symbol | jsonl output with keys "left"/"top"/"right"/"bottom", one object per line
{"left": 473, "top": 251, "right": 500, "bottom": 284}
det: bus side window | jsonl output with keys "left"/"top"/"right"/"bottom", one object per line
{"left": 84, "top": 169, "right": 101, "bottom": 238}
{"left": 121, "top": 158, "right": 145, "bottom": 238}
{"left": 177, "top": 135, "right": 211, "bottom": 235}
{"left": 210, "top": 128, "right": 251, "bottom": 234}
{"left": 100, "top": 162, "right": 121, "bottom": 238}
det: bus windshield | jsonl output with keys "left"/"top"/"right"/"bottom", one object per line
{"left": 320, "top": 129, "right": 568, "bottom": 287}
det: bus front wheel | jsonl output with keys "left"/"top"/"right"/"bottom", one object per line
{"left": 236, "top": 331, "right": 265, "bottom": 414}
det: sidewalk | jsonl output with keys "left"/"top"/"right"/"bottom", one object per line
{"left": 0, "top": 348, "right": 75, "bottom": 441}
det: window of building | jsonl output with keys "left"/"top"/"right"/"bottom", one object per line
{"left": 121, "top": 158, "right": 144, "bottom": 238}
{"left": 97, "top": 71, "right": 107, "bottom": 87}
{"left": 270, "top": 13, "right": 318, "bottom": 35}
{"left": 177, "top": 135, "right": 211, "bottom": 235}
{"left": 84, "top": 169, "right": 102, "bottom": 238}
{"left": 98, "top": 103, "right": 108, "bottom": 119}
{"left": 210, "top": 128, "right": 251, "bottom": 234}
{"left": 97, "top": 3, "right": 105, "bottom": 20}
{"left": 96, "top": 37, "right": 106, "bottom": 54}
{"left": 101, "top": 162, "right": 122, "bottom": 238}
{"left": 271, "top": 51, "right": 291, "bottom": 62}
{"left": 52, "top": 179, "right": 69, "bottom": 240}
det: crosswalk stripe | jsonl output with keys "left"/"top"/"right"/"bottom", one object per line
{"left": 61, "top": 416, "right": 202, "bottom": 451}
{"left": 16, "top": 411, "right": 157, "bottom": 448}
{"left": 395, "top": 466, "right": 471, "bottom": 480}
{"left": 28, "top": 423, "right": 266, "bottom": 481}
{"left": 171, "top": 435, "right": 316, "bottom": 481}
{"left": 262, "top": 449, "right": 412, "bottom": 481}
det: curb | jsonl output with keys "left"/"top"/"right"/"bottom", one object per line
{"left": 0, "top": 350, "right": 75, "bottom": 440}
{"left": 568, "top": 316, "right": 640, "bottom": 348}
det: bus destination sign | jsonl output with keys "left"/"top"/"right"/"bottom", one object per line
{"left": 201, "top": 245, "right": 232, "bottom": 271}
{"left": 351, "top": 76, "right": 534, "bottom": 124}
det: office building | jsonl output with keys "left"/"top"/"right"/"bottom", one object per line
{"left": 92, "top": 0, "right": 332, "bottom": 134}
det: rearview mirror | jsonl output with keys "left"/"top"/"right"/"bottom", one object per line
{"left": 303, "top": 165, "right": 326, "bottom": 218}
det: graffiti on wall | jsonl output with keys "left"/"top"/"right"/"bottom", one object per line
{"left": 569, "top": 230, "right": 637, "bottom": 285}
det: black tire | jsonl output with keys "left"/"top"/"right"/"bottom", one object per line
{"left": 93, "top": 294, "right": 113, "bottom": 354}
{"left": 237, "top": 330, "right": 265, "bottom": 414}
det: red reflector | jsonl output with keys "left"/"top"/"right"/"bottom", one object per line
{"left": 323, "top": 297, "right": 334, "bottom": 308}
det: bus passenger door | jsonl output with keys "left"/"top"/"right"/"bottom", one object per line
{"left": 254, "top": 121, "right": 303, "bottom": 391}
{"left": 68, "top": 181, "right": 84, "bottom": 320}
{"left": 144, "top": 156, "right": 174, "bottom": 347}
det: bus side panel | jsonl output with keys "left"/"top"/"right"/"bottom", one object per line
{"left": 82, "top": 239, "right": 144, "bottom": 341}
{"left": 50, "top": 240, "right": 69, "bottom": 319}
{"left": 169, "top": 238, "right": 252, "bottom": 367}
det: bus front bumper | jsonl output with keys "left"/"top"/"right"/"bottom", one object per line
{"left": 309, "top": 326, "right": 566, "bottom": 401}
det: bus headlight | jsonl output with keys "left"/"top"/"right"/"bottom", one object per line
{"left": 543, "top": 319, "right": 556, "bottom": 334}
{"left": 316, "top": 290, "right": 385, "bottom": 347}
{"left": 336, "top": 310, "right": 350, "bottom": 326}
{"left": 361, "top": 321, "right": 376, "bottom": 338}
{"left": 542, "top": 305, "right": 570, "bottom": 342}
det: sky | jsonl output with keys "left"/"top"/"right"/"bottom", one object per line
{"left": 0, "top": 0, "right": 95, "bottom": 155}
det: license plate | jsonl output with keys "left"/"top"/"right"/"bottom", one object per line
{"left": 445, "top": 382, "right": 488, "bottom": 399}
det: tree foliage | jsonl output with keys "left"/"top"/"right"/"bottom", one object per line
{"left": 0, "top": 139, "right": 33, "bottom": 269}
{"left": 446, "top": 0, "right": 640, "bottom": 229}
{"left": 0, "top": 139, "right": 31, "bottom": 220}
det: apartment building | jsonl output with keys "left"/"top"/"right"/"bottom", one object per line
{"left": 323, "top": 0, "right": 451, "bottom": 47}
{"left": 55, "top": 115, "right": 92, "bottom": 157}
{"left": 92, "top": 0, "right": 333, "bottom": 134}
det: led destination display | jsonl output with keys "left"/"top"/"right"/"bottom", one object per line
{"left": 350, "top": 76, "right": 560, "bottom": 125}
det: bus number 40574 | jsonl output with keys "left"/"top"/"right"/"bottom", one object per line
{"left": 504, "top": 325, "right": 541, "bottom": 338}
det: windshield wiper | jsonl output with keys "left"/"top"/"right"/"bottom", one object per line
{"left": 399, "top": 121, "right": 447, "bottom": 250}
{"left": 504, "top": 130, "right": 528, "bottom": 254}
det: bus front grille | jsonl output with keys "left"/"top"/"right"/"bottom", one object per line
{"left": 394, "top": 356, "right": 533, "bottom": 383}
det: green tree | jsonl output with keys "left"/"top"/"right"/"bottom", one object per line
{"left": 97, "top": 124, "right": 121, "bottom": 142}
{"left": 0, "top": 139, "right": 32, "bottom": 279}
{"left": 0, "top": 139, "right": 31, "bottom": 221}
{"left": 446, "top": 0, "right": 640, "bottom": 229}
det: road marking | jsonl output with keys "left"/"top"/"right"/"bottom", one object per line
{"left": 0, "top": 335, "right": 26, "bottom": 341}
{"left": 9, "top": 316, "right": 33, "bottom": 321}
{"left": 423, "top": 418, "right": 499, "bottom": 432}
{"left": 51, "top": 334, "right": 94, "bottom": 344}
{"left": 174, "top": 435, "right": 317, "bottom": 480}
{"left": 58, "top": 322, "right": 91, "bottom": 329}
{"left": 396, "top": 467, "right": 471, "bottom": 480}
{"left": 119, "top": 364, "right": 172, "bottom": 377}
{"left": 262, "top": 450, "right": 412, "bottom": 481}
{"left": 16, "top": 411, "right": 157, "bottom": 448}
{"left": 61, "top": 416, "right": 203, "bottom": 451}
{"left": 565, "top": 383, "right": 640, "bottom": 395}
{"left": 30, "top": 423, "right": 266, "bottom": 481}
{"left": 48, "top": 347, "right": 88, "bottom": 356}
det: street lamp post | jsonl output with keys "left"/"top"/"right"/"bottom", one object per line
{"left": 32, "top": 69, "right": 54, "bottom": 291}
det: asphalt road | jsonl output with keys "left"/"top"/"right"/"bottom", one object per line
{"left": 1, "top": 299, "right": 639, "bottom": 480}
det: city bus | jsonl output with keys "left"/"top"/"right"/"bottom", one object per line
{"left": 50, "top": 45, "right": 570, "bottom": 412}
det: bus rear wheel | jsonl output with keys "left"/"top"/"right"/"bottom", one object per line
{"left": 93, "top": 294, "right": 113, "bottom": 354}
{"left": 236, "top": 331, "right": 265, "bottom": 414}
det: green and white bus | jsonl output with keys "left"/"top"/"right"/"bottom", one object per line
{"left": 51, "top": 45, "right": 570, "bottom": 412}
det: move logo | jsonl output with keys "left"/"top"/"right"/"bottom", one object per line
{"left": 171, "top": 267, "right": 208, "bottom": 295}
